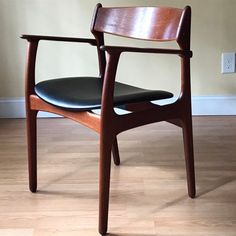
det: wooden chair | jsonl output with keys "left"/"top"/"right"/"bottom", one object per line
{"left": 22, "top": 3, "right": 195, "bottom": 235}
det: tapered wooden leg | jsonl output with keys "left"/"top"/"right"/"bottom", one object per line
{"left": 99, "top": 133, "right": 113, "bottom": 235}
{"left": 112, "top": 137, "right": 120, "bottom": 166}
{"left": 182, "top": 115, "right": 196, "bottom": 198}
{"left": 26, "top": 109, "right": 38, "bottom": 193}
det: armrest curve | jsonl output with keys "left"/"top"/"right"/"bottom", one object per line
{"left": 100, "top": 45, "right": 192, "bottom": 57}
{"left": 21, "top": 34, "right": 97, "bottom": 46}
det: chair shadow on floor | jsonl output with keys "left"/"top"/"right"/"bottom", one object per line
{"left": 197, "top": 176, "right": 235, "bottom": 197}
{"left": 108, "top": 234, "right": 154, "bottom": 236}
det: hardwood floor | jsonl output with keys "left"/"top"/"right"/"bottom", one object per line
{"left": 0, "top": 117, "right": 235, "bottom": 236}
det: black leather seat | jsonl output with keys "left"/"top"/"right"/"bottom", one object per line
{"left": 35, "top": 77, "right": 173, "bottom": 111}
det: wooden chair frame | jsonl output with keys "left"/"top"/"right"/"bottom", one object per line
{"left": 22, "top": 4, "right": 195, "bottom": 235}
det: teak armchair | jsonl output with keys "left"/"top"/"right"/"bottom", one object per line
{"left": 22, "top": 3, "right": 195, "bottom": 235}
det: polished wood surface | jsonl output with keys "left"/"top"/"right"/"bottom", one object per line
{"left": 0, "top": 117, "right": 235, "bottom": 236}
{"left": 21, "top": 35, "right": 97, "bottom": 45}
{"left": 30, "top": 95, "right": 101, "bottom": 133}
{"left": 94, "top": 6, "right": 183, "bottom": 41}
{"left": 22, "top": 5, "right": 193, "bottom": 235}
{"left": 100, "top": 45, "right": 192, "bottom": 57}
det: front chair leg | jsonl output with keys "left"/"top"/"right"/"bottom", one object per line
{"left": 112, "top": 137, "right": 120, "bottom": 166}
{"left": 99, "top": 133, "right": 113, "bottom": 235}
{"left": 26, "top": 109, "right": 38, "bottom": 193}
{"left": 182, "top": 115, "right": 196, "bottom": 198}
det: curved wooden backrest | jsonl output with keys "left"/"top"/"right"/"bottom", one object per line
{"left": 91, "top": 4, "right": 191, "bottom": 49}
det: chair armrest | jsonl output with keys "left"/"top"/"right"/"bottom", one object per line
{"left": 23, "top": 35, "right": 97, "bottom": 97}
{"left": 21, "top": 34, "right": 97, "bottom": 46}
{"left": 100, "top": 45, "right": 192, "bottom": 57}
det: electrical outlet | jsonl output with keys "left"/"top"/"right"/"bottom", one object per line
{"left": 221, "top": 52, "right": 236, "bottom": 74}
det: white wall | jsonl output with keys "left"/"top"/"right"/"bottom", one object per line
{"left": 0, "top": 0, "right": 236, "bottom": 116}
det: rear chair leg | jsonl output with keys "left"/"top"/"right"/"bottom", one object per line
{"left": 112, "top": 137, "right": 120, "bottom": 165}
{"left": 182, "top": 116, "right": 196, "bottom": 198}
{"left": 26, "top": 109, "right": 38, "bottom": 193}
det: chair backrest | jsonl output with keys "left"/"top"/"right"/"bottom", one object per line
{"left": 91, "top": 3, "right": 191, "bottom": 75}
{"left": 91, "top": 4, "right": 191, "bottom": 48}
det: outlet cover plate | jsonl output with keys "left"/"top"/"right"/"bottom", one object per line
{"left": 221, "top": 52, "right": 236, "bottom": 74}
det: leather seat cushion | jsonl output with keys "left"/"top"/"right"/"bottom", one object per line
{"left": 35, "top": 77, "right": 173, "bottom": 110}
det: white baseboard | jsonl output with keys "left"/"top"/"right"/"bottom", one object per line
{"left": 0, "top": 98, "right": 59, "bottom": 118}
{"left": 191, "top": 96, "right": 236, "bottom": 116}
{"left": 152, "top": 96, "right": 236, "bottom": 116}
{"left": 0, "top": 96, "right": 236, "bottom": 118}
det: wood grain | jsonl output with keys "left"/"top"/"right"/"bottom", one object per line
{"left": 94, "top": 7, "right": 183, "bottom": 41}
{"left": 0, "top": 116, "right": 235, "bottom": 235}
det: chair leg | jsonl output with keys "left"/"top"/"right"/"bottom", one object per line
{"left": 182, "top": 115, "right": 196, "bottom": 198}
{"left": 99, "top": 133, "right": 113, "bottom": 235}
{"left": 26, "top": 109, "right": 38, "bottom": 193}
{"left": 112, "top": 137, "right": 120, "bottom": 166}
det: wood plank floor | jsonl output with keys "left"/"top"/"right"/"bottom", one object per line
{"left": 0, "top": 117, "right": 235, "bottom": 236}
